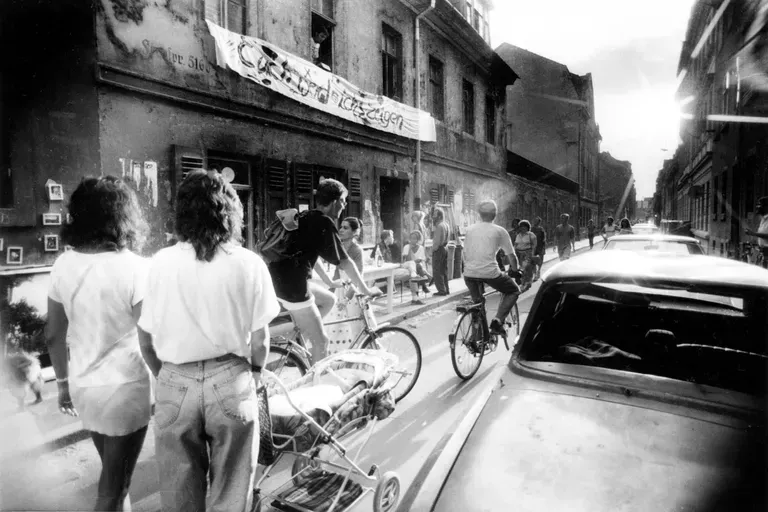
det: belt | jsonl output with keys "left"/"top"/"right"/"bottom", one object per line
{"left": 214, "top": 353, "right": 240, "bottom": 362}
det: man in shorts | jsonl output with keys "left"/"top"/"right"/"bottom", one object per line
{"left": 267, "top": 179, "right": 380, "bottom": 362}
{"left": 463, "top": 200, "right": 521, "bottom": 336}
{"left": 531, "top": 216, "right": 547, "bottom": 280}
{"left": 554, "top": 213, "right": 576, "bottom": 261}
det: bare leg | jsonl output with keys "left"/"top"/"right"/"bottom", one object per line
{"left": 308, "top": 281, "right": 336, "bottom": 319}
{"left": 289, "top": 304, "right": 331, "bottom": 363}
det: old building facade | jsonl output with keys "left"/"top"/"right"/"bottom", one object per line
{"left": 496, "top": 44, "right": 600, "bottom": 235}
{"left": 658, "top": 0, "right": 768, "bottom": 257}
{"left": 1, "top": 0, "right": 524, "bottom": 274}
{"left": 598, "top": 152, "right": 637, "bottom": 223}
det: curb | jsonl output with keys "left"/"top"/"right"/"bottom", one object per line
{"left": 25, "top": 243, "right": 592, "bottom": 455}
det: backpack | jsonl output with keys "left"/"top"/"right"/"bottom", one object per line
{"left": 257, "top": 208, "right": 305, "bottom": 264}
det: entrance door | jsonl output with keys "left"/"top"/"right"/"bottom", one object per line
{"left": 380, "top": 177, "right": 405, "bottom": 246}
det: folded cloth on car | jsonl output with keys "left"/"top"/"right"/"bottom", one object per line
{"left": 274, "top": 471, "right": 363, "bottom": 512}
{"left": 559, "top": 337, "right": 641, "bottom": 370}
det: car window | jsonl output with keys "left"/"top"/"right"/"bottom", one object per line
{"left": 519, "top": 283, "right": 768, "bottom": 396}
{"left": 604, "top": 240, "right": 701, "bottom": 254}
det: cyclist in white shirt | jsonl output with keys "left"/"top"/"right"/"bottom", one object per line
{"left": 463, "top": 200, "right": 522, "bottom": 335}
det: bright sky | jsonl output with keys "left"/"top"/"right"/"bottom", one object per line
{"left": 491, "top": 0, "right": 696, "bottom": 198}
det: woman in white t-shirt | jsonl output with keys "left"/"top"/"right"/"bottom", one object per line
{"left": 513, "top": 220, "right": 537, "bottom": 291}
{"left": 601, "top": 216, "right": 618, "bottom": 240}
{"left": 137, "top": 171, "right": 279, "bottom": 512}
{"left": 46, "top": 176, "right": 151, "bottom": 511}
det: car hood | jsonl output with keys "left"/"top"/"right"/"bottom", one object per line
{"left": 427, "top": 368, "right": 765, "bottom": 512}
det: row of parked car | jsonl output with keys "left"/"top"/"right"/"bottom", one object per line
{"left": 398, "top": 222, "right": 768, "bottom": 511}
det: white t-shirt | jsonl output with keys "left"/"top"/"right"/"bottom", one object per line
{"left": 138, "top": 242, "right": 280, "bottom": 365}
{"left": 48, "top": 250, "right": 150, "bottom": 388}
{"left": 603, "top": 224, "right": 618, "bottom": 238}
{"left": 758, "top": 215, "right": 768, "bottom": 248}
{"left": 402, "top": 244, "right": 426, "bottom": 262}
{"left": 514, "top": 232, "right": 537, "bottom": 252}
{"left": 463, "top": 222, "right": 515, "bottom": 279}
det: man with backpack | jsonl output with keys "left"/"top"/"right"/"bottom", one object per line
{"left": 262, "top": 179, "right": 380, "bottom": 363}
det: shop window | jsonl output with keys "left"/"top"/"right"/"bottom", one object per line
{"left": 311, "top": 12, "right": 334, "bottom": 71}
{"left": 462, "top": 79, "right": 475, "bottom": 135}
{"left": 205, "top": 0, "right": 247, "bottom": 34}
{"left": 429, "top": 56, "right": 444, "bottom": 121}
{"left": 485, "top": 95, "right": 496, "bottom": 144}
{"left": 382, "top": 24, "right": 403, "bottom": 101}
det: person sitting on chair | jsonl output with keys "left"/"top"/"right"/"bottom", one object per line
{"left": 402, "top": 230, "right": 432, "bottom": 304}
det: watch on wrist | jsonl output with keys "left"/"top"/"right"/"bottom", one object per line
{"left": 251, "top": 364, "right": 263, "bottom": 374}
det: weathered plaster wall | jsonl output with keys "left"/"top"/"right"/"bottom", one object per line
{"left": 1, "top": 0, "right": 101, "bottom": 268}
{"left": 98, "top": 90, "right": 416, "bottom": 250}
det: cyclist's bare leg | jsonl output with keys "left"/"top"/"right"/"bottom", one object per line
{"left": 288, "top": 304, "right": 330, "bottom": 363}
{"left": 309, "top": 280, "right": 336, "bottom": 319}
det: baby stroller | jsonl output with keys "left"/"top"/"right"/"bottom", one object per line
{"left": 254, "top": 349, "right": 402, "bottom": 512}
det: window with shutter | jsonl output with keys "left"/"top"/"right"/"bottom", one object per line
{"left": 347, "top": 171, "right": 362, "bottom": 220}
{"left": 430, "top": 187, "right": 439, "bottom": 204}
{"left": 447, "top": 189, "right": 455, "bottom": 205}
{"left": 265, "top": 159, "right": 288, "bottom": 221}
{"left": 172, "top": 145, "right": 206, "bottom": 204}
{"left": 293, "top": 163, "right": 314, "bottom": 211}
{"left": 204, "top": 0, "right": 246, "bottom": 34}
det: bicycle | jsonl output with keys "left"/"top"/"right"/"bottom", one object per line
{"left": 266, "top": 283, "right": 422, "bottom": 402}
{"left": 448, "top": 285, "right": 520, "bottom": 380}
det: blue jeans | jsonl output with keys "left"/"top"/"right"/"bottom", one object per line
{"left": 155, "top": 354, "right": 259, "bottom": 512}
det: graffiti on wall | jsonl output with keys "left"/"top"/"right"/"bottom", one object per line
{"left": 119, "top": 158, "right": 159, "bottom": 207}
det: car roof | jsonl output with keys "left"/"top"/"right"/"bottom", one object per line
{"left": 545, "top": 251, "right": 768, "bottom": 288}
{"left": 606, "top": 234, "right": 697, "bottom": 243}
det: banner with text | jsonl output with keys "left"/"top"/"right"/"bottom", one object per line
{"left": 206, "top": 21, "right": 436, "bottom": 142}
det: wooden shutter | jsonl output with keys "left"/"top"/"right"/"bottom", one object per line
{"left": 347, "top": 170, "right": 362, "bottom": 220}
{"left": 447, "top": 188, "right": 455, "bottom": 205}
{"left": 172, "top": 145, "right": 206, "bottom": 206}
{"left": 264, "top": 159, "right": 288, "bottom": 222}
{"left": 293, "top": 163, "right": 314, "bottom": 209}
{"left": 430, "top": 186, "right": 439, "bottom": 204}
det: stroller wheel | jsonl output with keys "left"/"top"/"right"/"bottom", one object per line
{"left": 374, "top": 471, "right": 401, "bottom": 512}
{"left": 291, "top": 455, "right": 320, "bottom": 486}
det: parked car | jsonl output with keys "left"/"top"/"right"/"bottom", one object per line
{"left": 602, "top": 234, "right": 705, "bottom": 254}
{"left": 399, "top": 252, "right": 767, "bottom": 512}
{"left": 629, "top": 223, "right": 659, "bottom": 235}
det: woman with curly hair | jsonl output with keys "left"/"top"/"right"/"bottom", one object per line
{"left": 619, "top": 217, "right": 633, "bottom": 234}
{"left": 45, "top": 176, "right": 151, "bottom": 511}
{"left": 137, "top": 170, "right": 279, "bottom": 512}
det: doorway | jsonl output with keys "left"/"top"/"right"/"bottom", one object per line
{"left": 380, "top": 177, "right": 405, "bottom": 246}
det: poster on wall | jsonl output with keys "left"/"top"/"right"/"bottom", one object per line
{"left": 206, "top": 21, "right": 436, "bottom": 142}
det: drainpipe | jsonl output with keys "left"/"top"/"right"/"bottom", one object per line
{"left": 413, "top": 0, "right": 435, "bottom": 211}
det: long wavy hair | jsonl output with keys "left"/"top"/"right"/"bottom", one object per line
{"left": 62, "top": 176, "right": 147, "bottom": 252}
{"left": 175, "top": 170, "right": 243, "bottom": 262}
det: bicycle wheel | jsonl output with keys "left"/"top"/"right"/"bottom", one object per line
{"left": 450, "top": 311, "right": 484, "bottom": 380}
{"left": 265, "top": 346, "right": 309, "bottom": 387}
{"left": 508, "top": 303, "right": 520, "bottom": 338}
{"left": 361, "top": 326, "right": 422, "bottom": 402}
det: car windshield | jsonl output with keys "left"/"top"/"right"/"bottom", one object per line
{"left": 604, "top": 239, "right": 702, "bottom": 254}
{"left": 519, "top": 281, "right": 768, "bottom": 396}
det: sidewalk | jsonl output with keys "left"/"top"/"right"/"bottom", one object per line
{"left": 2, "top": 238, "right": 593, "bottom": 458}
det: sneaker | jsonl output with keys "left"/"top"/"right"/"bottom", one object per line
{"left": 489, "top": 318, "right": 505, "bottom": 335}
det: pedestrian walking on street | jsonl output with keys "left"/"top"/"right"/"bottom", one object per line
{"left": 402, "top": 229, "right": 432, "bottom": 304}
{"left": 601, "top": 216, "right": 617, "bottom": 241}
{"left": 587, "top": 219, "right": 596, "bottom": 249}
{"left": 136, "top": 170, "right": 280, "bottom": 512}
{"left": 619, "top": 217, "right": 633, "bottom": 234}
{"left": 431, "top": 207, "right": 451, "bottom": 296}
{"left": 45, "top": 176, "right": 151, "bottom": 511}
{"left": 513, "top": 220, "right": 537, "bottom": 291}
{"left": 531, "top": 217, "right": 547, "bottom": 280}
{"left": 554, "top": 213, "right": 576, "bottom": 261}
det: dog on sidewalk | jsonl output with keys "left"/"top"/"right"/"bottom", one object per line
{"left": 3, "top": 351, "right": 45, "bottom": 411}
